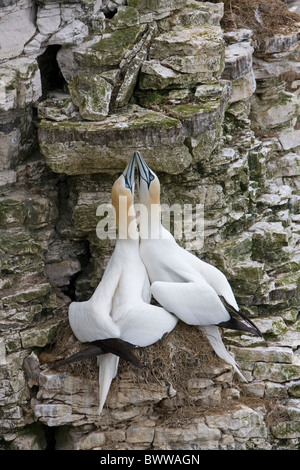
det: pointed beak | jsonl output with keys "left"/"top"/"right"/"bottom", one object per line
{"left": 123, "top": 155, "right": 135, "bottom": 194}
{"left": 134, "top": 151, "right": 155, "bottom": 189}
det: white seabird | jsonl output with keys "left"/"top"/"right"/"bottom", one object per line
{"left": 54, "top": 155, "right": 177, "bottom": 413}
{"left": 134, "top": 151, "right": 262, "bottom": 381}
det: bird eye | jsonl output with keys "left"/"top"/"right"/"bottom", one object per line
{"left": 147, "top": 171, "right": 155, "bottom": 189}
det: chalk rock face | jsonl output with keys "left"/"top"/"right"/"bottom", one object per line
{"left": 149, "top": 25, "right": 225, "bottom": 75}
{"left": 38, "top": 106, "right": 192, "bottom": 175}
{"left": 1, "top": 0, "right": 300, "bottom": 452}
{"left": 127, "top": 0, "right": 188, "bottom": 19}
{"left": 0, "top": 58, "right": 42, "bottom": 112}
{"left": 47, "top": 20, "right": 89, "bottom": 46}
{"left": 140, "top": 24, "right": 225, "bottom": 88}
{"left": 74, "top": 24, "right": 148, "bottom": 69}
{"left": 69, "top": 73, "right": 114, "bottom": 120}
{"left": 36, "top": 4, "right": 61, "bottom": 35}
{"left": 0, "top": 0, "right": 36, "bottom": 61}
{"left": 223, "top": 42, "right": 254, "bottom": 80}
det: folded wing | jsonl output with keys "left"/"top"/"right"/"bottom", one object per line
{"left": 116, "top": 303, "right": 178, "bottom": 348}
{"left": 151, "top": 278, "right": 230, "bottom": 326}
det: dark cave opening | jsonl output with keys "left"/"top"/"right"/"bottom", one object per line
{"left": 103, "top": 6, "right": 118, "bottom": 19}
{"left": 45, "top": 425, "right": 56, "bottom": 451}
{"left": 40, "top": 177, "right": 93, "bottom": 304}
{"left": 65, "top": 242, "right": 94, "bottom": 302}
{"left": 37, "top": 45, "right": 67, "bottom": 98}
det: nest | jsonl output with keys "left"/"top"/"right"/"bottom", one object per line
{"left": 43, "top": 321, "right": 275, "bottom": 427}
{"left": 43, "top": 320, "right": 223, "bottom": 400}
{"left": 121, "top": 321, "right": 222, "bottom": 391}
{"left": 222, "top": 0, "right": 300, "bottom": 44}
{"left": 41, "top": 322, "right": 284, "bottom": 430}
{"left": 41, "top": 323, "right": 99, "bottom": 381}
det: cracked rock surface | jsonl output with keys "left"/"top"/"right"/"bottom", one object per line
{"left": 0, "top": 0, "right": 300, "bottom": 450}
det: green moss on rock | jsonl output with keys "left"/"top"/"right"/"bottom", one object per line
{"left": 75, "top": 25, "right": 147, "bottom": 68}
{"left": 0, "top": 232, "right": 44, "bottom": 274}
{"left": 271, "top": 421, "right": 300, "bottom": 439}
{"left": 20, "top": 318, "right": 64, "bottom": 349}
{"left": 250, "top": 222, "right": 290, "bottom": 265}
{"left": 253, "top": 362, "right": 300, "bottom": 383}
{"left": 288, "top": 382, "right": 300, "bottom": 398}
{"left": 38, "top": 106, "right": 193, "bottom": 175}
{"left": 0, "top": 198, "right": 27, "bottom": 228}
{"left": 108, "top": 6, "right": 140, "bottom": 30}
{"left": 2, "top": 283, "right": 51, "bottom": 307}
{"left": 69, "top": 73, "right": 113, "bottom": 120}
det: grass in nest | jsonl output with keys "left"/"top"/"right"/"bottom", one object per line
{"left": 43, "top": 322, "right": 280, "bottom": 428}
{"left": 40, "top": 323, "right": 99, "bottom": 381}
{"left": 119, "top": 321, "right": 222, "bottom": 392}
{"left": 222, "top": 0, "right": 300, "bottom": 44}
{"left": 43, "top": 320, "right": 224, "bottom": 402}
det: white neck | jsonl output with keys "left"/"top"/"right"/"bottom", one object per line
{"left": 115, "top": 198, "right": 139, "bottom": 241}
{"left": 139, "top": 202, "right": 163, "bottom": 240}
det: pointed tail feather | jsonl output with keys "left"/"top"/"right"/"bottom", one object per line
{"left": 97, "top": 353, "right": 119, "bottom": 415}
{"left": 234, "top": 308, "right": 263, "bottom": 338}
{"left": 92, "top": 338, "right": 141, "bottom": 368}
{"left": 217, "top": 317, "right": 260, "bottom": 337}
{"left": 52, "top": 348, "right": 121, "bottom": 414}
{"left": 219, "top": 296, "right": 263, "bottom": 338}
{"left": 51, "top": 345, "right": 104, "bottom": 370}
{"left": 201, "top": 325, "right": 247, "bottom": 382}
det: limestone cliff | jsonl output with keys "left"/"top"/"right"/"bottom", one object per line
{"left": 0, "top": 0, "right": 300, "bottom": 450}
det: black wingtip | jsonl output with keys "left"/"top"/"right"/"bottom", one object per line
{"left": 92, "top": 338, "right": 142, "bottom": 368}
{"left": 51, "top": 345, "right": 104, "bottom": 370}
{"left": 50, "top": 338, "right": 142, "bottom": 371}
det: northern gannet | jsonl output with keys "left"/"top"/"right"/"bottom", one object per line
{"left": 55, "top": 155, "right": 177, "bottom": 413}
{"left": 135, "top": 151, "right": 262, "bottom": 381}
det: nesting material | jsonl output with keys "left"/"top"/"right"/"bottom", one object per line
{"left": 44, "top": 320, "right": 224, "bottom": 396}
{"left": 222, "top": 0, "right": 300, "bottom": 43}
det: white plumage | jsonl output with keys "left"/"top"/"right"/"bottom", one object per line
{"left": 135, "top": 151, "right": 262, "bottom": 381}
{"left": 67, "top": 155, "right": 177, "bottom": 413}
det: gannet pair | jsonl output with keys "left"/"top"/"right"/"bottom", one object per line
{"left": 53, "top": 155, "right": 177, "bottom": 414}
{"left": 134, "top": 151, "right": 262, "bottom": 381}
{"left": 54, "top": 151, "right": 262, "bottom": 411}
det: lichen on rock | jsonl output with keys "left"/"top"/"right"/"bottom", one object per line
{"left": 1, "top": 0, "right": 300, "bottom": 451}
{"left": 69, "top": 73, "right": 113, "bottom": 120}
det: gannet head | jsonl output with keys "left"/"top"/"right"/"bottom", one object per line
{"left": 134, "top": 151, "right": 160, "bottom": 207}
{"left": 111, "top": 155, "right": 137, "bottom": 238}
